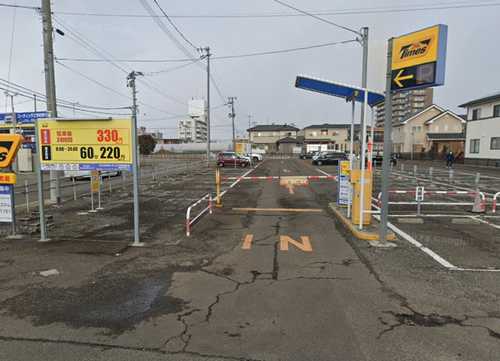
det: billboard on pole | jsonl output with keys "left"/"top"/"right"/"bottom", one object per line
{"left": 36, "top": 118, "right": 133, "bottom": 171}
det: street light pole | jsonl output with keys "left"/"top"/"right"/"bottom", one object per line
{"left": 359, "top": 27, "right": 369, "bottom": 167}
{"left": 127, "top": 70, "right": 144, "bottom": 247}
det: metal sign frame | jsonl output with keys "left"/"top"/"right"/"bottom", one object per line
{"left": 390, "top": 24, "right": 448, "bottom": 91}
{"left": 0, "top": 134, "right": 23, "bottom": 168}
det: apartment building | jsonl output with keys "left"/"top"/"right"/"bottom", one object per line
{"left": 177, "top": 98, "right": 208, "bottom": 143}
{"left": 375, "top": 88, "right": 433, "bottom": 126}
{"left": 302, "top": 124, "right": 352, "bottom": 152}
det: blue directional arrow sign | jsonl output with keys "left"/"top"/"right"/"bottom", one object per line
{"left": 0, "top": 111, "right": 49, "bottom": 124}
{"left": 295, "top": 75, "right": 385, "bottom": 107}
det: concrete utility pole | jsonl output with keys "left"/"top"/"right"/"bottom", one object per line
{"left": 127, "top": 71, "right": 144, "bottom": 247}
{"left": 199, "top": 47, "right": 211, "bottom": 165}
{"left": 41, "top": 0, "right": 61, "bottom": 204}
{"left": 359, "top": 27, "right": 369, "bottom": 161}
{"left": 227, "top": 96, "right": 237, "bottom": 151}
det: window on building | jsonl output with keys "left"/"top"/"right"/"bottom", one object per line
{"left": 321, "top": 129, "right": 328, "bottom": 136}
{"left": 472, "top": 108, "right": 481, "bottom": 120}
{"left": 494, "top": 104, "right": 500, "bottom": 117}
{"left": 470, "top": 139, "right": 480, "bottom": 153}
{"left": 491, "top": 137, "right": 500, "bottom": 150}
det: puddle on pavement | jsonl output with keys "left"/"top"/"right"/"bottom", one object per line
{"left": 0, "top": 271, "right": 185, "bottom": 334}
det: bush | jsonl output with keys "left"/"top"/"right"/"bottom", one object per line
{"left": 138, "top": 134, "right": 157, "bottom": 155}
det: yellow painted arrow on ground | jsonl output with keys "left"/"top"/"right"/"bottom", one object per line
{"left": 394, "top": 69, "right": 414, "bottom": 88}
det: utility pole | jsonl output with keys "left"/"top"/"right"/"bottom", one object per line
{"left": 379, "top": 38, "right": 394, "bottom": 244}
{"left": 127, "top": 71, "right": 144, "bottom": 247}
{"left": 33, "top": 94, "right": 37, "bottom": 112}
{"left": 227, "top": 96, "right": 237, "bottom": 151}
{"left": 41, "top": 0, "right": 61, "bottom": 204}
{"left": 359, "top": 27, "right": 369, "bottom": 163}
{"left": 199, "top": 47, "right": 211, "bottom": 166}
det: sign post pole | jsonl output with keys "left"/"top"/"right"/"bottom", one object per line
{"left": 34, "top": 120, "right": 48, "bottom": 242}
{"left": 379, "top": 38, "right": 394, "bottom": 244}
{"left": 358, "top": 89, "right": 369, "bottom": 230}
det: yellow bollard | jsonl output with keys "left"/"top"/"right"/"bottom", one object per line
{"left": 216, "top": 168, "right": 222, "bottom": 208}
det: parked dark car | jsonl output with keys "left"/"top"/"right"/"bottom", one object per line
{"left": 312, "top": 152, "right": 348, "bottom": 166}
{"left": 366, "top": 152, "right": 397, "bottom": 167}
{"left": 217, "top": 152, "right": 250, "bottom": 167}
{"left": 299, "top": 151, "right": 316, "bottom": 159}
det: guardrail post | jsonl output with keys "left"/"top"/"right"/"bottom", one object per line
{"left": 72, "top": 177, "right": 77, "bottom": 201}
{"left": 429, "top": 167, "right": 433, "bottom": 183}
{"left": 121, "top": 171, "right": 126, "bottom": 189}
{"left": 216, "top": 167, "right": 222, "bottom": 208}
{"left": 97, "top": 175, "right": 103, "bottom": 210}
{"left": 448, "top": 168, "right": 454, "bottom": 184}
{"left": 24, "top": 180, "right": 30, "bottom": 214}
{"left": 401, "top": 163, "right": 404, "bottom": 172}
{"left": 475, "top": 172, "right": 481, "bottom": 188}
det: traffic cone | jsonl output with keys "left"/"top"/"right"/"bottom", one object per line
{"left": 471, "top": 191, "right": 485, "bottom": 213}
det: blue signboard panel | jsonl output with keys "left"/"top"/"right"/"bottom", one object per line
{"left": 78, "top": 164, "right": 132, "bottom": 172}
{"left": 0, "top": 111, "right": 48, "bottom": 124}
{"left": 295, "top": 76, "right": 385, "bottom": 107}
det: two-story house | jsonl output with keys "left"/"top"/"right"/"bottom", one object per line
{"left": 391, "top": 105, "right": 465, "bottom": 159}
{"left": 459, "top": 92, "right": 500, "bottom": 166}
{"left": 247, "top": 124, "right": 299, "bottom": 153}
{"left": 302, "top": 124, "right": 353, "bottom": 153}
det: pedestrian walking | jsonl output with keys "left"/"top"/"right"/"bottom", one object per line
{"left": 446, "top": 151, "right": 454, "bottom": 168}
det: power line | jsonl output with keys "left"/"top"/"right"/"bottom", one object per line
{"left": 54, "top": 60, "right": 178, "bottom": 116}
{"left": 271, "top": 0, "right": 361, "bottom": 36}
{"left": 138, "top": 0, "right": 198, "bottom": 60}
{"left": 0, "top": 3, "right": 39, "bottom": 10}
{"left": 151, "top": 0, "right": 198, "bottom": 50}
{"left": 0, "top": 78, "right": 130, "bottom": 114}
{"left": 50, "top": 1, "right": 500, "bottom": 18}
{"left": 144, "top": 58, "right": 203, "bottom": 75}
{"left": 52, "top": 15, "right": 189, "bottom": 108}
{"left": 55, "top": 39, "right": 357, "bottom": 63}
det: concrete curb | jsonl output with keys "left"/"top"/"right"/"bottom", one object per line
{"left": 329, "top": 203, "right": 397, "bottom": 242}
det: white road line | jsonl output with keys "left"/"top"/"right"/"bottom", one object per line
{"left": 372, "top": 204, "right": 500, "bottom": 272}
{"left": 316, "top": 168, "right": 333, "bottom": 177}
{"left": 470, "top": 216, "right": 500, "bottom": 229}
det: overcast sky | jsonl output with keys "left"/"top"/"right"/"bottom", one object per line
{"left": 1, "top": 0, "right": 499, "bottom": 140}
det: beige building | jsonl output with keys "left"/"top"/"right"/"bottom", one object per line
{"left": 392, "top": 105, "right": 465, "bottom": 158}
{"left": 303, "top": 124, "right": 353, "bottom": 152}
{"left": 248, "top": 124, "right": 299, "bottom": 153}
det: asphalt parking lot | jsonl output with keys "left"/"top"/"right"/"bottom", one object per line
{"left": 0, "top": 157, "right": 500, "bottom": 360}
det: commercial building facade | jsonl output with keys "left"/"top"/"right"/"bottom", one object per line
{"left": 460, "top": 92, "right": 500, "bottom": 166}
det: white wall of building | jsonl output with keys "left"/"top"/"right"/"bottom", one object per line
{"left": 465, "top": 100, "right": 500, "bottom": 160}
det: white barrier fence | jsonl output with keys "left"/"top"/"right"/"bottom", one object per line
{"left": 185, "top": 194, "right": 212, "bottom": 237}
{"left": 376, "top": 187, "right": 487, "bottom": 213}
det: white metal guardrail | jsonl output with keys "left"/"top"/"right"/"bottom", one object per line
{"left": 185, "top": 193, "right": 212, "bottom": 237}
{"left": 492, "top": 192, "right": 500, "bottom": 213}
{"left": 376, "top": 187, "right": 486, "bottom": 212}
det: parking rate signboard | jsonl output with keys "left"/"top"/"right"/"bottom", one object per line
{"left": 391, "top": 24, "right": 447, "bottom": 92}
{"left": 37, "top": 118, "right": 133, "bottom": 171}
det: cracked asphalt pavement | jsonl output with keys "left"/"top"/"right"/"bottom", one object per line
{"left": 0, "top": 158, "right": 500, "bottom": 360}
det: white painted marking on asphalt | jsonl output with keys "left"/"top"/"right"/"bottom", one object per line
{"left": 373, "top": 204, "right": 500, "bottom": 272}
{"left": 470, "top": 216, "right": 500, "bottom": 229}
{"left": 316, "top": 168, "right": 332, "bottom": 177}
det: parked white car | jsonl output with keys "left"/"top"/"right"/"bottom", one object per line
{"left": 247, "top": 153, "right": 263, "bottom": 162}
